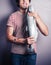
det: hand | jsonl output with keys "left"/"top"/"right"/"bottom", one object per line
{"left": 28, "top": 11, "right": 38, "bottom": 18}
{"left": 26, "top": 36, "right": 35, "bottom": 45}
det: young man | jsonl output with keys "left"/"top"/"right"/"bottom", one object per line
{"left": 6, "top": 0, "right": 48, "bottom": 65}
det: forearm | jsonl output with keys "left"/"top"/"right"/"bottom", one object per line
{"left": 34, "top": 14, "right": 48, "bottom": 36}
{"left": 7, "top": 35, "right": 26, "bottom": 44}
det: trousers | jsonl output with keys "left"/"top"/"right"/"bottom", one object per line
{"left": 10, "top": 53, "right": 37, "bottom": 65}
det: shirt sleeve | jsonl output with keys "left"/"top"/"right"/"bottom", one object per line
{"left": 6, "top": 14, "right": 15, "bottom": 30}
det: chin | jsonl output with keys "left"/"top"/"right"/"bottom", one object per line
{"left": 23, "top": 6, "right": 28, "bottom": 9}
{"left": 22, "top": 8, "right": 27, "bottom": 10}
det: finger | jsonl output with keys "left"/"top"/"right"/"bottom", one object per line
{"left": 31, "top": 41, "right": 34, "bottom": 43}
{"left": 30, "top": 39, "right": 35, "bottom": 41}
{"left": 28, "top": 36, "right": 34, "bottom": 38}
{"left": 28, "top": 12, "right": 33, "bottom": 16}
{"left": 28, "top": 12, "right": 30, "bottom": 16}
{"left": 31, "top": 39, "right": 35, "bottom": 42}
{"left": 29, "top": 37, "right": 34, "bottom": 39}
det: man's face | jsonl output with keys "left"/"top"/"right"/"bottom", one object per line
{"left": 19, "top": 0, "right": 30, "bottom": 9}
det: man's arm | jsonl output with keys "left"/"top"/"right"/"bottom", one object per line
{"left": 28, "top": 12, "right": 48, "bottom": 36}
{"left": 7, "top": 26, "right": 35, "bottom": 44}
{"left": 35, "top": 13, "right": 48, "bottom": 36}
{"left": 6, "top": 27, "right": 26, "bottom": 44}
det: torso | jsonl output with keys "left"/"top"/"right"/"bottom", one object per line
{"left": 7, "top": 10, "right": 37, "bottom": 54}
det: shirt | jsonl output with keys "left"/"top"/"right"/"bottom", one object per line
{"left": 7, "top": 11, "right": 37, "bottom": 54}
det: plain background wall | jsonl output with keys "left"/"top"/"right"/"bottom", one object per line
{"left": 0, "top": 0, "right": 51, "bottom": 65}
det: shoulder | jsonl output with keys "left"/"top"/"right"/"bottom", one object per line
{"left": 9, "top": 11, "right": 19, "bottom": 18}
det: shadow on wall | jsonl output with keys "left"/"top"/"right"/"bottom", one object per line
{"left": 0, "top": 0, "right": 18, "bottom": 65}
{"left": 9, "top": 0, "right": 18, "bottom": 11}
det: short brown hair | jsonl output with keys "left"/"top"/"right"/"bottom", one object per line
{"left": 16, "top": 0, "right": 31, "bottom": 7}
